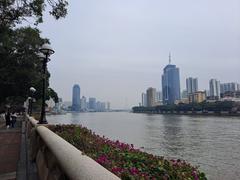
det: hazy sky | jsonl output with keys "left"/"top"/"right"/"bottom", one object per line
{"left": 38, "top": 0, "right": 240, "bottom": 109}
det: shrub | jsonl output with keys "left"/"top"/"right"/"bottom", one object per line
{"left": 49, "top": 125, "right": 207, "bottom": 180}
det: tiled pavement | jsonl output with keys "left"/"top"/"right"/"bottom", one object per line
{"left": 0, "top": 116, "right": 22, "bottom": 180}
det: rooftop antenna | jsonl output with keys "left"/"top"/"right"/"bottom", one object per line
{"left": 168, "top": 52, "right": 171, "bottom": 64}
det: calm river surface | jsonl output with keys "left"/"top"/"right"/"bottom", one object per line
{"left": 47, "top": 112, "right": 240, "bottom": 180}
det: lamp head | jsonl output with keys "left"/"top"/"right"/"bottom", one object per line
{"left": 30, "top": 87, "right": 36, "bottom": 93}
{"left": 37, "top": 52, "right": 45, "bottom": 61}
{"left": 40, "top": 43, "right": 54, "bottom": 56}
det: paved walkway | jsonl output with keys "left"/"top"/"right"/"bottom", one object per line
{"left": 0, "top": 116, "right": 22, "bottom": 180}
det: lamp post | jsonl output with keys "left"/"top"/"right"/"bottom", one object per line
{"left": 28, "top": 87, "right": 36, "bottom": 116}
{"left": 38, "top": 43, "right": 54, "bottom": 124}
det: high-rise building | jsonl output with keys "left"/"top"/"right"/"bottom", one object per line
{"left": 146, "top": 87, "right": 156, "bottom": 107}
{"left": 72, "top": 84, "right": 81, "bottom": 111}
{"left": 162, "top": 54, "right": 181, "bottom": 104}
{"left": 141, "top": 93, "right": 147, "bottom": 107}
{"left": 89, "top": 97, "right": 96, "bottom": 111}
{"left": 156, "top": 91, "right": 162, "bottom": 102}
{"left": 209, "top": 79, "right": 220, "bottom": 99}
{"left": 80, "top": 96, "right": 87, "bottom": 111}
{"left": 100, "top": 102, "right": 106, "bottom": 111}
{"left": 206, "top": 90, "right": 210, "bottom": 97}
{"left": 96, "top": 101, "right": 101, "bottom": 111}
{"left": 155, "top": 91, "right": 162, "bottom": 105}
{"left": 220, "top": 83, "right": 239, "bottom": 94}
{"left": 96, "top": 101, "right": 106, "bottom": 112}
{"left": 186, "top": 77, "right": 198, "bottom": 94}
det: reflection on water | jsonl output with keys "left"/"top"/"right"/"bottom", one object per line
{"left": 47, "top": 112, "right": 240, "bottom": 180}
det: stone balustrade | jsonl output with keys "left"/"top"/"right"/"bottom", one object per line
{"left": 26, "top": 115, "right": 120, "bottom": 180}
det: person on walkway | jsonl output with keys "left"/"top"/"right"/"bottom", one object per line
{"left": 5, "top": 108, "right": 11, "bottom": 129}
{"left": 11, "top": 112, "right": 17, "bottom": 128}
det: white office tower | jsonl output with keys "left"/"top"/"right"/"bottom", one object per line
{"left": 209, "top": 79, "right": 220, "bottom": 99}
{"left": 186, "top": 77, "right": 198, "bottom": 94}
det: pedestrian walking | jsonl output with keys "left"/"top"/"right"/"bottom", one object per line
{"left": 11, "top": 112, "right": 17, "bottom": 128}
{"left": 5, "top": 108, "right": 11, "bottom": 129}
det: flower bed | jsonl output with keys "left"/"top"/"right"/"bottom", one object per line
{"left": 49, "top": 125, "right": 207, "bottom": 180}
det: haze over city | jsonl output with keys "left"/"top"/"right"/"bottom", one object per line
{"left": 38, "top": 0, "right": 240, "bottom": 109}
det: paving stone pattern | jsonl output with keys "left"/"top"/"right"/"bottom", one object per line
{"left": 0, "top": 116, "right": 22, "bottom": 180}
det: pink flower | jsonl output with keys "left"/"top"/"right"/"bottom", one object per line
{"left": 111, "top": 167, "right": 124, "bottom": 174}
{"left": 129, "top": 167, "right": 140, "bottom": 175}
{"left": 96, "top": 155, "right": 109, "bottom": 165}
{"left": 192, "top": 170, "right": 199, "bottom": 180}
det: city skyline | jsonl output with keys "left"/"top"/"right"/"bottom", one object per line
{"left": 59, "top": 61, "right": 240, "bottom": 108}
{"left": 38, "top": 0, "right": 240, "bottom": 108}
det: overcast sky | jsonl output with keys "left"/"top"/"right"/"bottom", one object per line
{"left": 38, "top": 0, "right": 240, "bottom": 109}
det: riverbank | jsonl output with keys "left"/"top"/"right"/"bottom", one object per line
{"left": 132, "top": 110, "right": 240, "bottom": 117}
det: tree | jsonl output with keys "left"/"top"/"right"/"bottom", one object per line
{"left": 0, "top": 0, "right": 68, "bottom": 107}
{"left": 47, "top": 88, "right": 59, "bottom": 103}
{"left": 0, "top": 27, "right": 59, "bottom": 106}
{"left": 0, "top": 0, "right": 68, "bottom": 27}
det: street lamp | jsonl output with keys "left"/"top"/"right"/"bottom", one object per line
{"left": 28, "top": 87, "right": 36, "bottom": 116}
{"left": 38, "top": 43, "right": 55, "bottom": 124}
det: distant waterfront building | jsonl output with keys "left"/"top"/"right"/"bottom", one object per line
{"left": 175, "top": 98, "right": 189, "bottom": 104}
{"left": 72, "top": 84, "right": 81, "bottom": 111}
{"left": 186, "top": 77, "right": 198, "bottom": 94}
{"left": 54, "top": 98, "right": 63, "bottom": 113}
{"left": 46, "top": 98, "right": 55, "bottom": 109}
{"left": 156, "top": 91, "right": 162, "bottom": 101}
{"left": 206, "top": 90, "right": 210, "bottom": 97}
{"left": 155, "top": 91, "right": 162, "bottom": 105}
{"left": 100, "top": 102, "right": 106, "bottom": 111}
{"left": 146, "top": 87, "right": 156, "bottom": 107}
{"left": 220, "top": 82, "right": 239, "bottom": 94}
{"left": 189, "top": 91, "right": 206, "bottom": 103}
{"left": 107, "top": 102, "right": 111, "bottom": 111}
{"left": 96, "top": 101, "right": 101, "bottom": 111}
{"left": 162, "top": 54, "right": 181, "bottom": 104}
{"left": 96, "top": 101, "right": 106, "bottom": 112}
{"left": 222, "top": 91, "right": 240, "bottom": 97}
{"left": 141, "top": 93, "right": 147, "bottom": 107}
{"left": 89, "top": 97, "right": 96, "bottom": 111}
{"left": 80, "top": 96, "right": 87, "bottom": 111}
{"left": 181, "top": 90, "right": 188, "bottom": 99}
{"left": 209, "top": 79, "right": 220, "bottom": 99}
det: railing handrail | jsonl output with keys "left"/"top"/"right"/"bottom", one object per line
{"left": 27, "top": 116, "right": 120, "bottom": 180}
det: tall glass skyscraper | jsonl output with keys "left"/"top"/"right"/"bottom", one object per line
{"left": 162, "top": 55, "right": 181, "bottom": 104}
{"left": 186, "top": 77, "right": 198, "bottom": 94}
{"left": 72, "top": 84, "right": 81, "bottom": 111}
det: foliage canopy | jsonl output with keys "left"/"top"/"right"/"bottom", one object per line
{"left": 0, "top": 0, "right": 68, "bottom": 109}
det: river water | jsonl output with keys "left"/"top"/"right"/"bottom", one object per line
{"left": 47, "top": 112, "right": 240, "bottom": 180}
